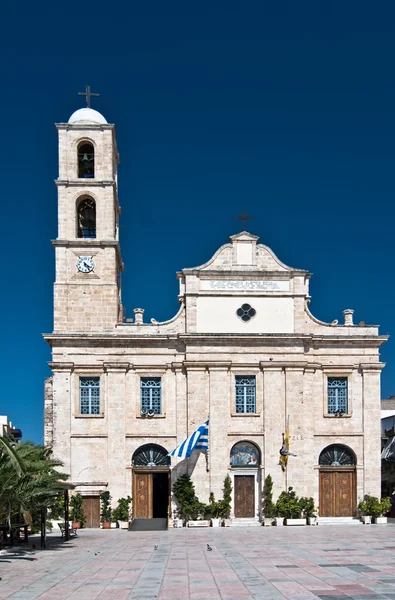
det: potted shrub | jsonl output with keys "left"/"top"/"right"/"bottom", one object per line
{"left": 221, "top": 474, "right": 232, "bottom": 526}
{"left": 70, "top": 493, "right": 86, "bottom": 529}
{"left": 358, "top": 496, "right": 372, "bottom": 524}
{"left": 172, "top": 509, "right": 183, "bottom": 528}
{"left": 207, "top": 493, "right": 222, "bottom": 527}
{"left": 375, "top": 497, "right": 391, "bottom": 524}
{"left": 112, "top": 496, "right": 131, "bottom": 529}
{"left": 100, "top": 491, "right": 112, "bottom": 529}
{"left": 173, "top": 475, "right": 209, "bottom": 526}
{"left": 366, "top": 496, "right": 391, "bottom": 524}
{"left": 276, "top": 488, "right": 306, "bottom": 526}
{"left": 262, "top": 474, "right": 275, "bottom": 526}
{"left": 300, "top": 497, "right": 317, "bottom": 525}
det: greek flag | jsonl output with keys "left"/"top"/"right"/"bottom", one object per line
{"left": 382, "top": 436, "right": 395, "bottom": 462}
{"left": 168, "top": 420, "right": 209, "bottom": 459}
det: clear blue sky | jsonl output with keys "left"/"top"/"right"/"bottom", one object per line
{"left": 1, "top": 2, "right": 394, "bottom": 443}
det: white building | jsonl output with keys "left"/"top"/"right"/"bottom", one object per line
{"left": 44, "top": 104, "right": 388, "bottom": 527}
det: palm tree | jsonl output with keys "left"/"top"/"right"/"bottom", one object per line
{"left": 0, "top": 437, "right": 69, "bottom": 532}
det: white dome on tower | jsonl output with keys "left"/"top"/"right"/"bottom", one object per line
{"left": 68, "top": 107, "right": 107, "bottom": 125}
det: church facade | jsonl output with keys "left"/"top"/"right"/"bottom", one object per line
{"left": 44, "top": 105, "right": 387, "bottom": 526}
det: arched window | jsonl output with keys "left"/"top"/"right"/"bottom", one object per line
{"left": 230, "top": 441, "right": 260, "bottom": 467}
{"left": 77, "top": 197, "right": 96, "bottom": 239}
{"left": 319, "top": 444, "right": 356, "bottom": 467}
{"left": 78, "top": 142, "right": 95, "bottom": 178}
{"left": 132, "top": 444, "right": 170, "bottom": 467}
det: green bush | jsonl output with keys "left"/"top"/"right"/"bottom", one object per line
{"left": 221, "top": 474, "right": 232, "bottom": 518}
{"left": 70, "top": 493, "right": 86, "bottom": 527}
{"left": 359, "top": 495, "right": 391, "bottom": 518}
{"left": 100, "top": 491, "right": 112, "bottom": 523}
{"left": 263, "top": 475, "right": 275, "bottom": 519}
{"left": 172, "top": 475, "right": 206, "bottom": 520}
{"left": 299, "top": 497, "right": 316, "bottom": 518}
{"left": 275, "top": 488, "right": 302, "bottom": 519}
{"left": 112, "top": 496, "right": 131, "bottom": 522}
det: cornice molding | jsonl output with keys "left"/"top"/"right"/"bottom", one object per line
{"left": 55, "top": 179, "right": 116, "bottom": 188}
{"left": 183, "top": 361, "right": 232, "bottom": 370}
{"left": 103, "top": 362, "right": 130, "bottom": 373}
{"left": 48, "top": 361, "right": 74, "bottom": 371}
{"left": 51, "top": 239, "right": 123, "bottom": 269}
{"left": 56, "top": 123, "right": 114, "bottom": 131}
{"left": 359, "top": 362, "right": 386, "bottom": 371}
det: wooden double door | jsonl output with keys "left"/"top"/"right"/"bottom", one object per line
{"left": 234, "top": 475, "right": 255, "bottom": 518}
{"left": 82, "top": 496, "right": 100, "bottom": 528}
{"left": 319, "top": 469, "right": 356, "bottom": 517}
{"left": 133, "top": 470, "right": 169, "bottom": 519}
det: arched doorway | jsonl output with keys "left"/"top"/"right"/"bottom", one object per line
{"left": 230, "top": 441, "right": 261, "bottom": 520}
{"left": 319, "top": 444, "right": 356, "bottom": 517}
{"left": 132, "top": 444, "right": 170, "bottom": 521}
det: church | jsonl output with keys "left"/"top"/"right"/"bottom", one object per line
{"left": 44, "top": 99, "right": 387, "bottom": 527}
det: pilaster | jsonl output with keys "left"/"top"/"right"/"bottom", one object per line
{"left": 104, "top": 362, "right": 129, "bottom": 504}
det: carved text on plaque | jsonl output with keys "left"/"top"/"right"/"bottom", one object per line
{"left": 200, "top": 280, "right": 289, "bottom": 291}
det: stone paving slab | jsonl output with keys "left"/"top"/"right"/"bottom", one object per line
{"left": 1, "top": 526, "right": 395, "bottom": 598}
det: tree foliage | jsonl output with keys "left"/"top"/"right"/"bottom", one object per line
{"left": 0, "top": 437, "right": 68, "bottom": 528}
{"left": 263, "top": 474, "right": 274, "bottom": 518}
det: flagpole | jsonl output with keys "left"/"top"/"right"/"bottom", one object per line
{"left": 206, "top": 413, "right": 210, "bottom": 472}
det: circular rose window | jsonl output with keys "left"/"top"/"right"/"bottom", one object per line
{"left": 236, "top": 304, "right": 256, "bottom": 322}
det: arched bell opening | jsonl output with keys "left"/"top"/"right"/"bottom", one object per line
{"left": 76, "top": 196, "right": 96, "bottom": 239}
{"left": 319, "top": 444, "right": 357, "bottom": 517}
{"left": 78, "top": 142, "right": 95, "bottom": 179}
{"left": 131, "top": 444, "right": 170, "bottom": 522}
{"left": 230, "top": 441, "right": 261, "bottom": 521}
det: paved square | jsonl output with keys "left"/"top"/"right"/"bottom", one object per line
{"left": 1, "top": 525, "right": 395, "bottom": 599}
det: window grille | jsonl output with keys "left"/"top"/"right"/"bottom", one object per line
{"left": 327, "top": 377, "right": 348, "bottom": 414}
{"left": 80, "top": 377, "right": 100, "bottom": 415}
{"left": 319, "top": 444, "right": 356, "bottom": 466}
{"left": 236, "top": 304, "right": 256, "bottom": 322}
{"left": 140, "top": 377, "right": 162, "bottom": 414}
{"left": 235, "top": 376, "right": 256, "bottom": 413}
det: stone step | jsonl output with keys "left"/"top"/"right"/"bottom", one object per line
{"left": 318, "top": 517, "right": 362, "bottom": 525}
{"left": 231, "top": 518, "right": 261, "bottom": 527}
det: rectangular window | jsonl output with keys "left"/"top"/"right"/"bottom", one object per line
{"left": 235, "top": 376, "right": 256, "bottom": 413}
{"left": 80, "top": 377, "right": 100, "bottom": 415}
{"left": 327, "top": 377, "right": 348, "bottom": 414}
{"left": 140, "top": 377, "right": 162, "bottom": 415}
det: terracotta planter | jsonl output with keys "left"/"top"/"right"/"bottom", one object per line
{"left": 72, "top": 521, "right": 81, "bottom": 529}
{"left": 102, "top": 521, "right": 111, "bottom": 529}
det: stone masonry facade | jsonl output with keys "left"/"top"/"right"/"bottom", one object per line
{"left": 44, "top": 106, "right": 387, "bottom": 522}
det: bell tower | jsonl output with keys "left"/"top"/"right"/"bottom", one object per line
{"left": 53, "top": 92, "right": 123, "bottom": 332}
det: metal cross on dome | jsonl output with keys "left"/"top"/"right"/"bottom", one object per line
{"left": 235, "top": 209, "right": 253, "bottom": 231}
{"left": 78, "top": 85, "right": 100, "bottom": 108}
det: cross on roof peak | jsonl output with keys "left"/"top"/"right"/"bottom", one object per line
{"left": 235, "top": 209, "right": 253, "bottom": 231}
{"left": 78, "top": 85, "right": 100, "bottom": 108}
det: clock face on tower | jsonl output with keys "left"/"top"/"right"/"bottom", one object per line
{"left": 76, "top": 256, "right": 94, "bottom": 273}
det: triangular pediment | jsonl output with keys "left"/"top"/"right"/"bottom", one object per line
{"left": 229, "top": 231, "right": 259, "bottom": 243}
